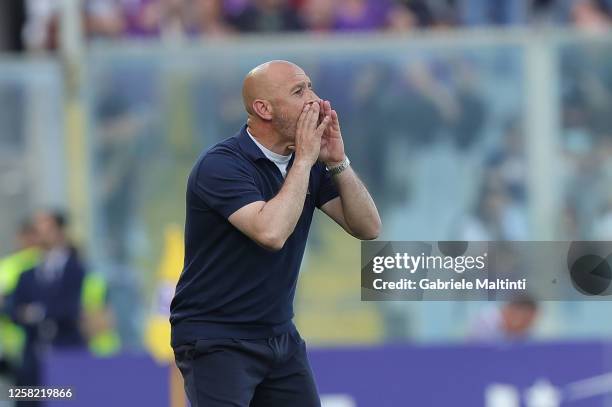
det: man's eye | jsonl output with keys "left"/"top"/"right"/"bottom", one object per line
{"left": 295, "top": 89, "right": 303, "bottom": 95}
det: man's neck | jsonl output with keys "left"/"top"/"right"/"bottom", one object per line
{"left": 246, "top": 125, "right": 293, "bottom": 156}
{"left": 46, "top": 242, "right": 68, "bottom": 253}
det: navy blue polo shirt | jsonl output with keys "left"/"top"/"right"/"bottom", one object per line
{"left": 170, "top": 124, "right": 339, "bottom": 347}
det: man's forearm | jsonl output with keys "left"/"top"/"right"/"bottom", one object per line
{"left": 333, "top": 167, "right": 381, "bottom": 239}
{"left": 254, "top": 161, "right": 311, "bottom": 249}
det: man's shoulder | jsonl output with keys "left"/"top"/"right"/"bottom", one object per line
{"left": 197, "top": 134, "right": 246, "bottom": 167}
{"left": 20, "top": 267, "right": 36, "bottom": 278}
{"left": 188, "top": 132, "right": 254, "bottom": 187}
{"left": 15, "top": 267, "right": 36, "bottom": 287}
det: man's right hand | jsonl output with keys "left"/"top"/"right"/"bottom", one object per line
{"left": 294, "top": 102, "right": 330, "bottom": 167}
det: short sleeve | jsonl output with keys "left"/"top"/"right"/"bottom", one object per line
{"left": 315, "top": 162, "right": 339, "bottom": 208}
{"left": 193, "top": 150, "right": 263, "bottom": 218}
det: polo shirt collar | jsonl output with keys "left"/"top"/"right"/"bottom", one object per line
{"left": 237, "top": 124, "right": 269, "bottom": 161}
{"left": 237, "top": 125, "right": 296, "bottom": 169}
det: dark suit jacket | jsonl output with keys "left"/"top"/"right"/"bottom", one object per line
{"left": 10, "top": 247, "right": 86, "bottom": 348}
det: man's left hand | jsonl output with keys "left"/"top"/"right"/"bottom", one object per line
{"left": 318, "top": 100, "right": 346, "bottom": 165}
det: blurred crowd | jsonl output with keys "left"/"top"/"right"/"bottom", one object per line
{"left": 1, "top": 0, "right": 612, "bottom": 51}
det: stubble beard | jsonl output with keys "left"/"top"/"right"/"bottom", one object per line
{"left": 273, "top": 109, "right": 297, "bottom": 144}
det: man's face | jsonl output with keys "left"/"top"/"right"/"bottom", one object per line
{"left": 15, "top": 228, "right": 39, "bottom": 251}
{"left": 34, "top": 213, "right": 62, "bottom": 249}
{"left": 502, "top": 304, "right": 538, "bottom": 336}
{"left": 269, "top": 66, "right": 320, "bottom": 142}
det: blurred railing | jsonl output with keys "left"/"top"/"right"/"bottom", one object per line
{"left": 4, "top": 29, "right": 612, "bottom": 347}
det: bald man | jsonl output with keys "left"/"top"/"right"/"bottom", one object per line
{"left": 170, "top": 60, "right": 381, "bottom": 406}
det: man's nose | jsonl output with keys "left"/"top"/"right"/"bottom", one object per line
{"left": 307, "top": 95, "right": 321, "bottom": 105}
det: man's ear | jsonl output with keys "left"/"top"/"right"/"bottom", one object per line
{"left": 253, "top": 99, "right": 273, "bottom": 121}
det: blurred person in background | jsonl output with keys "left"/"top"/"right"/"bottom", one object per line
{"left": 560, "top": 41, "right": 612, "bottom": 238}
{"left": 359, "top": 56, "right": 485, "bottom": 149}
{"left": 388, "top": 58, "right": 485, "bottom": 151}
{"left": 155, "top": 0, "right": 235, "bottom": 41}
{"left": 0, "top": 221, "right": 41, "bottom": 390}
{"left": 86, "top": 0, "right": 243, "bottom": 40}
{"left": 0, "top": 221, "right": 41, "bottom": 313}
{"left": 86, "top": 0, "right": 166, "bottom": 39}
{"left": 459, "top": 0, "right": 529, "bottom": 26}
{"left": 484, "top": 120, "right": 527, "bottom": 205}
{"left": 589, "top": 134, "right": 612, "bottom": 237}
{"left": 562, "top": 132, "right": 610, "bottom": 238}
{"left": 23, "top": 0, "right": 60, "bottom": 51}
{"left": 9, "top": 210, "right": 86, "bottom": 401}
{"left": 0, "top": 0, "right": 27, "bottom": 52}
{"left": 455, "top": 181, "right": 529, "bottom": 240}
{"left": 94, "top": 67, "right": 151, "bottom": 261}
{"left": 79, "top": 271, "right": 121, "bottom": 358}
{"left": 388, "top": 60, "right": 456, "bottom": 148}
{"left": 222, "top": 0, "right": 251, "bottom": 18}
{"left": 530, "top": 0, "right": 572, "bottom": 26}
{"left": 467, "top": 295, "right": 540, "bottom": 342}
{"left": 346, "top": 62, "right": 396, "bottom": 205}
{"left": 190, "top": 0, "right": 235, "bottom": 37}
{"left": 333, "top": 0, "right": 391, "bottom": 31}
{"left": 385, "top": 1, "right": 435, "bottom": 32}
{"left": 117, "top": 0, "right": 163, "bottom": 38}
{"left": 592, "top": 192, "right": 612, "bottom": 239}
{"left": 231, "top": 0, "right": 438, "bottom": 34}
{"left": 91, "top": 56, "right": 160, "bottom": 349}
{"left": 561, "top": 43, "right": 612, "bottom": 135}
{"left": 229, "top": 0, "right": 304, "bottom": 32}
{"left": 298, "top": 0, "right": 335, "bottom": 32}
{"left": 571, "top": 0, "right": 612, "bottom": 32}
{"left": 161, "top": 0, "right": 193, "bottom": 40}
{"left": 85, "top": 0, "right": 126, "bottom": 39}
{"left": 448, "top": 58, "right": 487, "bottom": 151}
